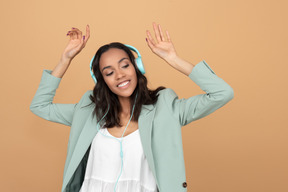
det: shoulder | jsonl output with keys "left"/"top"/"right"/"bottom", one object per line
{"left": 158, "top": 88, "right": 178, "bottom": 98}
{"left": 80, "top": 90, "right": 93, "bottom": 100}
{"left": 78, "top": 90, "right": 94, "bottom": 107}
{"left": 156, "top": 88, "right": 179, "bottom": 105}
{"left": 158, "top": 88, "right": 177, "bottom": 96}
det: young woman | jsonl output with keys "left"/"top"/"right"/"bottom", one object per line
{"left": 30, "top": 22, "right": 234, "bottom": 192}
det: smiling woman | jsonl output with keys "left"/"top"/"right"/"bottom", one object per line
{"left": 89, "top": 42, "right": 166, "bottom": 130}
{"left": 30, "top": 22, "right": 234, "bottom": 192}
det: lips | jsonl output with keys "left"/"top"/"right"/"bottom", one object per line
{"left": 117, "top": 80, "right": 130, "bottom": 88}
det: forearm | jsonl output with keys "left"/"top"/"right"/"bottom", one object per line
{"left": 165, "top": 56, "right": 195, "bottom": 76}
{"left": 180, "top": 60, "right": 234, "bottom": 125}
{"left": 30, "top": 68, "right": 77, "bottom": 126}
{"left": 51, "top": 55, "right": 72, "bottom": 78}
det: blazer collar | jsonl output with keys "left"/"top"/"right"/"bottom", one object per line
{"left": 141, "top": 104, "right": 154, "bottom": 114}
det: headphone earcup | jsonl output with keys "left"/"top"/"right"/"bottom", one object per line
{"left": 135, "top": 57, "right": 145, "bottom": 74}
{"left": 90, "top": 55, "right": 97, "bottom": 83}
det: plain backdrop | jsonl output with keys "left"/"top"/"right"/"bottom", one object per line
{"left": 0, "top": 0, "right": 287, "bottom": 191}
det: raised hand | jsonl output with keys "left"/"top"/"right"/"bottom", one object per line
{"left": 146, "top": 22, "right": 178, "bottom": 63}
{"left": 51, "top": 25, "right": 90, "bottom": 78}
{"left": 62, "top": 25, "right": 90, "bottom": 60}
{"left": 146, "top": 22, "right": 195, "bottom": 76}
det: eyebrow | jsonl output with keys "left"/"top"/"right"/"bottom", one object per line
{"left": 101, "top": 57, "right": 129, "bottom": 72}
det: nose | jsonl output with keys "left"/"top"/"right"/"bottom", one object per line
{"left": 115, "top": 69, "right": 125, "bottom": 80}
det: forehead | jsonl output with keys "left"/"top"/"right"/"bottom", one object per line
{"left": 99, "top": 48, "right": 129, "bottom": 67}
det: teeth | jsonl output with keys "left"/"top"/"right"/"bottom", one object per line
{"left": 118, "top": 81, "right": 129, "bottom": 87}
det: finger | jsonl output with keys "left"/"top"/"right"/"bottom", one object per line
{"left": 69, "top": 28, "right": 78, "bottom": 40}
{"left": 146, "top": 37, "right": 158, "bottom": 54}
{"left": 72, "top": 31, "right": 78, "bottom": 40}
{"left": 146, "top": 30, "right": 156, "bottom": 46}
{"left": 77, "top": 29, "right": 83, "bottom": 40}
{"left": 158, "top": 24, "right": 165, "bottom": 41}
{"left": 84, "top": 24, "right": 90, "bottom": 44}
{"left": 66, "top": 31, "right": 71, "bottom": 36}
{"left": 73, "top": 27, "right": 82, "bottom": 40}
{"left": 68, "top": 31, "right": 76, "bottom": 40}
{"left": 145, "top": 36, "right": 153, "bottom": 49}
{"left": 70, "top": 28, "right": 81, "bottom": 40}
{"left": 152, "top": 22, "right": 161, "bottom": 43}
{"left": 166, "top": 30, "right": 171, "bottom": 42}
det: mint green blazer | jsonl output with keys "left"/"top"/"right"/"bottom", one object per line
{"left": 30, "top": 60, "right": 234, "bottom": 192}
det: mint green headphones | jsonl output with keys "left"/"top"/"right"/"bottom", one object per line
{"left": 90, "top": 44, "right": 145, "bottom": 83}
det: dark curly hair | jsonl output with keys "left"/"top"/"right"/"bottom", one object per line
{"left": 89, "top": 42, "right": 165, "bottom": 128}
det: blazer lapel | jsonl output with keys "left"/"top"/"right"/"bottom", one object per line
{"left": 138, "top": 104, "right": 158, "bottom": 185}
{"left": 62, "top": 109, "right": 98, "bottom": 189}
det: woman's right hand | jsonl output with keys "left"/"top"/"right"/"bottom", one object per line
{"left": 62, "top": 25, "right": 90, "bottom": 61}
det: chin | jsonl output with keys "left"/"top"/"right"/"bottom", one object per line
{"left": 116, "top": 92, "right": 134, "bottom": 99}
{"left": 112, "top": 85, "right": 137, "bottom": 99}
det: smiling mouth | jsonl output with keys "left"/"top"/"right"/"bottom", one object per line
{"left": 117, "top": 80, "right": 130, "bottom": 87}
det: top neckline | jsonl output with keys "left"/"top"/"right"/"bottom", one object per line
{"left": 103, "top": 127, "right": 139, "bottom": 139}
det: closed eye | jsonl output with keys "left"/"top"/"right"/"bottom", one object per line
{"left": 106, "top": 71, "right": 113, "bottom": 76}
{"left": 122, "top": 64, "right": 129, "bottom": 68}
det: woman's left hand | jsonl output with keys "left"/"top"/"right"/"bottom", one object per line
{"left": 146, "top": 22, "right": 195, "bottom": 76}
{"left": 146, "top": 22, "right": 178, "bottom": 63}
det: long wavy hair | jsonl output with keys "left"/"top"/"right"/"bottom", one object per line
{"left": 88, "top": 42, "right": 165, "bottom": 128}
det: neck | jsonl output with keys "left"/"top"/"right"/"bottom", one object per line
{"left": 118, "top": 96, "right": 132, "bottom": 118}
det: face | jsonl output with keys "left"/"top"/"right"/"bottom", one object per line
{"left": 99, "top": 48, "right": 137, "bottom": 99}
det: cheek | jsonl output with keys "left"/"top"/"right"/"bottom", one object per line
{"left": 130, "top": 67, "right": 137, "bottom": 78}
{"left": 133, "top": 70, "right": 138, "bottom": 84}
{"left": 103, "top": 77, "right": 114, "bottom": 89}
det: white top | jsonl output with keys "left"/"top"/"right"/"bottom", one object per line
{"left": 79, "top": 127, "right": 158, "bottom": 192}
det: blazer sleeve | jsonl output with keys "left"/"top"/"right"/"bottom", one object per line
{"left": 29, "top": 69, "right": 78, "bottom": 126}
{"left": 163, "top": 60, "right": 234, "bottom": 126}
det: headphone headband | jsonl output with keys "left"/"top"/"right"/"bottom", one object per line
{"left": 124, "top": 44, "right": 142, "bottom": 57}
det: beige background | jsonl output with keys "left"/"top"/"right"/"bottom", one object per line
{"left": 0, "top": 0, "right": 287, "bottom": 191}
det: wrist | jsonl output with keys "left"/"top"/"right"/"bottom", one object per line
{"left": 60, "top": 54, "right": 72, "bottom": 65}
{"left": 165, "top": 55, "right": 180, "bottom": 66}
{"left": 165, "top": 55, "right": 195, "bottom": 76}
